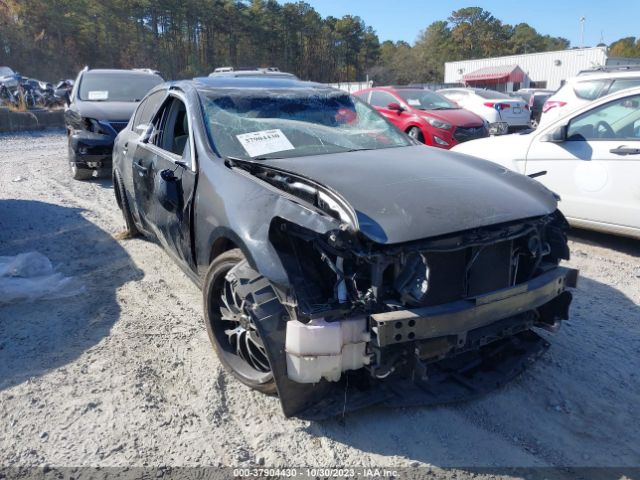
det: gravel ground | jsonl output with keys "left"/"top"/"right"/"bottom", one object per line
{"left": 0, "top": 131, "right": 639, "bottom": 476}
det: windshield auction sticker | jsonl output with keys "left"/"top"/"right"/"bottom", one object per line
{"left": 87, "top": 90, "right": 109, "bottom": 100}
{"left": 236, "top": 129, "right": 295, "bottom": 157}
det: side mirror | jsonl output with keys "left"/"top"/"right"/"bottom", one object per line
{"left": 540, "top": 125, "right": 567, "bottom": 143}
{"left": 387, "top": 102, "right": 404, "bottom": 112}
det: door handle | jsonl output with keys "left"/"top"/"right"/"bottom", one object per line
{"left": 609, "top": 146, "right": 640, "bottom": 155}
{"left": 133, "top": 159, "right": 148, "bottom": 175}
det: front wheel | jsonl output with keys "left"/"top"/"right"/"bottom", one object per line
{"left": 203, "top": 249, "right": 278, "bottom": 394}
{"left": 406, "top": 126, "right": 425, "bottom": 143}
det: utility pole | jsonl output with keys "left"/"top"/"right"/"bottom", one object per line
{"left": 580, "top": 17, "right": 586, "bottom": 49}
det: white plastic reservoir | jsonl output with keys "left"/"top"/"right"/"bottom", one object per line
{"left": 285, "top": 317, "right": 370, "bottom": 383}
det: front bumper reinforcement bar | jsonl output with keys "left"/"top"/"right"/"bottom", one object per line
{"left": 369, "top": 267, "right": 578, "bottom": 347}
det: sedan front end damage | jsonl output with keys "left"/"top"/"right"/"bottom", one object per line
{"left": 114, "top": 77, "right": 579, "bottom": 418}
{"left": 256, "top": 193, "right": 577, "bottom": 417}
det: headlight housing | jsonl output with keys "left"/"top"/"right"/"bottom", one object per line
{"left": 83, "top": 117, "right": 109, "bottom": 135}
{"left": 424, "top": 117, "right": 452, "bottom": 130}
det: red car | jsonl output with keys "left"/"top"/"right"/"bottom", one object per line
{"left": 354, "top": 86, "right": 488, "bottom": 149}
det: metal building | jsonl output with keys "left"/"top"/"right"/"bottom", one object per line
{"left": 444, "top": 47, "right": 640, "bottom": 92}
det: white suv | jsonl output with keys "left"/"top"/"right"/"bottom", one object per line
{"left": 539, "top": 67, "right": 640, "bottom": 126}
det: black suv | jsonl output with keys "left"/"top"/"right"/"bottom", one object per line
{"left": 63, "top": 68, "right": 163, "bottom": 180}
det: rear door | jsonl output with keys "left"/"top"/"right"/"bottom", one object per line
{"left": 133, "top": 93, "right": 198, "bottom": 270}
{"left": 525, "top": 91, "right": 640, "bottom": 231}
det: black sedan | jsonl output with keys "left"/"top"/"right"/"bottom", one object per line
{"left": 112, "top": 72, "right": 578, "bottom": 418}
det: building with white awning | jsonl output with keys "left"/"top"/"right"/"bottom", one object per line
{"left": 444, "top": 47, "right": 640, "bottom": 92}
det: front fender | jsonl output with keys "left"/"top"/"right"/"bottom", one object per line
{"left": 195, "top": 157, "right": 342, "bottom": 287}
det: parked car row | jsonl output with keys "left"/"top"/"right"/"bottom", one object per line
{"left": 59, "top": 64, "right": 639, "bottom": 242}
{"left": 353, "top": 86, "right": 488, "bottom": 148}
{"left": 50, "top": 60, "right": 638, "bottom": 419}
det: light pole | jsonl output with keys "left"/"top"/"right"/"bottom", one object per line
{"left": 580, "top": 17, "right": 586, "bottom": 49}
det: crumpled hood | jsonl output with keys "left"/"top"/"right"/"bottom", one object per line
{"left": 75, "top": 100, "right": 138, "bottom": 122}
{"left": 262, "top": 145, "right": 557, "bottom": 244}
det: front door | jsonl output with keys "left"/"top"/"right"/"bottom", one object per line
{"left": 133, "top": 94, "right": 198, "bottom": 270}
{"left": 369, "top": 90, "right": 412, "bottom": 128}
{"left": 525, "top": 92, "right": 640, "bottom": 231}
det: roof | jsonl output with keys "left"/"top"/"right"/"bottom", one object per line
{"left": 85, "top": 68, "right": 161, "bottom": 77}
{"left": 578, "top": 65, "right": 640, "bottom": 75}
{"left": 463, "top": 65, "right": 525, "bottom": 84}
{"left": 208, "top": 70, "right": 297, "bottom": 79}
{"left": 193, "top": 75, "right": 330, "bottom": 91}
{"left": 446, "top": 46, "right": 609, "bottom": 67}
{"left": 387, "top": 85, "right": 423, "bottom": 90}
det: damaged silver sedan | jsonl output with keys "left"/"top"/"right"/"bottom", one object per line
{"left": 112, "top": 73, "right": 578, "bottom": 418}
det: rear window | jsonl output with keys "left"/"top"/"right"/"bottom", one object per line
{"left": 474, "top": 89, "right": 511, "bottom": 100}
{"left": 573, "top": 79, "right": 609, "bottom": 100}
{"left": 78, "top": 72, "right": 164, "bottom": 102}
{"left": 608, "top": 78, "right": 640, "bottom": 95}
{"left": 512, "top": 92, "right": 531, "bottom": 103}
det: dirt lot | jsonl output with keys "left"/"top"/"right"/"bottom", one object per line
{"left": 1, "top": 131, "right": 639, "bottom": 474}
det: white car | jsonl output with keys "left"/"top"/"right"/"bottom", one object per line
{"left": 539, "top": 68, "right": 640, "bottom": 127}
{"left": 452, "top": 86, "right": 640, "bottom": 239}
{"left": 437, "top": 87, "right": 530, "bottom": 134}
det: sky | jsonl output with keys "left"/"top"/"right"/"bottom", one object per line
{"left": 278, "top": 0, "right": 640, "bottom": 47}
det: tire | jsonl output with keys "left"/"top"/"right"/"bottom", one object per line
{"left": 70, "top": 162, "right": 93, "bottom": 180}
{"left": 203, "top": 249, "right": 278, "bottom": 394}
{"left": 68, "top": 140, "right": 93, "bottom": 180}
{"left": 406, "top": 126, "right": 425, "bottom": 143}
{"left": 113, "top": 171, "right": 140, "bottom": 237}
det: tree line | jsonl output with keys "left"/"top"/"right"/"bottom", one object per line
{"left": 0, "top": 2, "right": 635, "bottom": 84}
